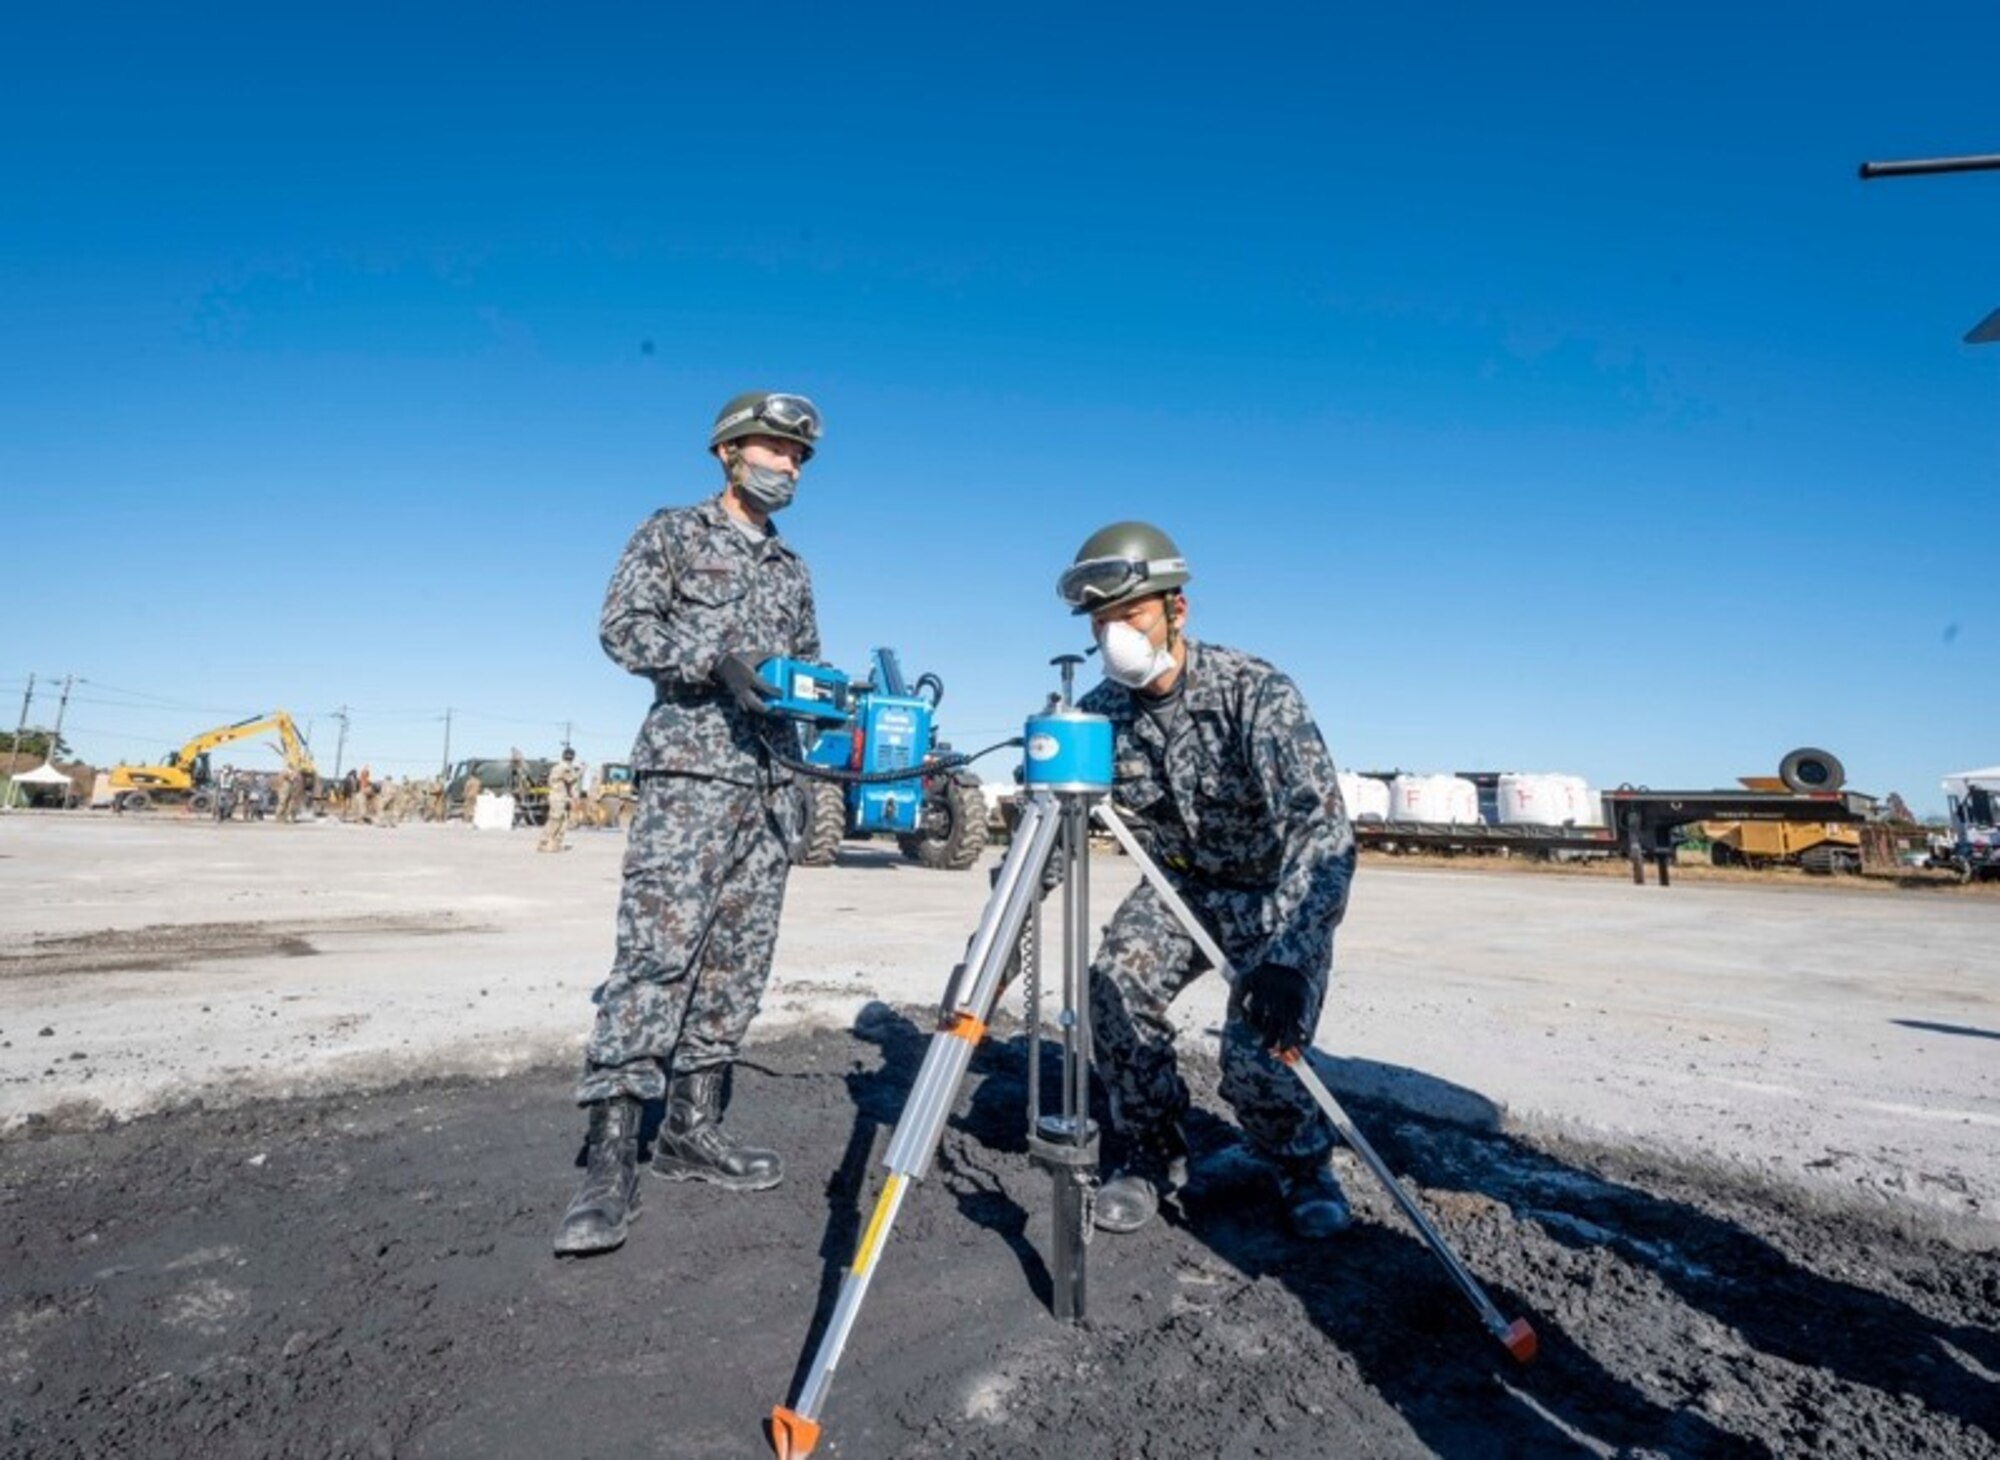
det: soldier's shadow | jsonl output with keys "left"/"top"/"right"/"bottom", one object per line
{"left": 777, "top": 1001, "right": 949, "bottom": 1406}
{"left": 778, "top": 999, "right": 1072, "bottom": 1410}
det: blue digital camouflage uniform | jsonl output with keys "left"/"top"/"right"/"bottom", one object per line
{"left": 577, "top": 492, "right": 819, "bottom": 1105}
{"left": 1079, "top": 637, "right": 1356, "bottom": 1162}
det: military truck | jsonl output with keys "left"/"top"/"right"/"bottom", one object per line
{"left": 445, "top": 756, "right": 553, "bottom": 826}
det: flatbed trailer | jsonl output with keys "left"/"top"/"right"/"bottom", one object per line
{"left": 1603, "top": 787, "right": 1877, "bottom": 885}
{"left": 1354, "top": 821, "right": 1620, "bottom": 856}
{"left": 1353, "top": 785, "right": 1877, "bottom": 887}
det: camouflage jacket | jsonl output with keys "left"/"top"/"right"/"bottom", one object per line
{"left": 1079, "top": 637, "right": 1355, "bottom": 973}
{"left": 600, "top": 493, "right": 820, "bottom": 784}
{"left": 547, "top": 758, "right": 583, "bottom": 808}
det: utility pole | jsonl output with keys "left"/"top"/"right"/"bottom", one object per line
{"left": 562, "top": 718, "right": 573, "bottom": 749}
{"left": 441, "top": 707, "right": 454, "bottom": 777}
{"left": 4, "top": 673, "right": 32, "bottom": 813}
{"left": 332, "top": 705, "right": 351, "bottom": 782}
{"left": 47, "top": 675, "right": 74, "bottom": 762}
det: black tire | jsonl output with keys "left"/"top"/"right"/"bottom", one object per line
{"left": 121, "top": 790, "right": 152, "bottom": 812}
{"left": 189, "top": 790, "right": 216, "bottom": 816}
{"left": 899, "top": 774, "right": 988, "bottom": 871}
{"left": 795, "top": 780, "right": 846, "bottom": 867}
{"left": 1779, "top": 747, "right": 1846, "bottom": 794}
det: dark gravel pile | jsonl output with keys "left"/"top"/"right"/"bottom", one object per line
{"left": 4, "top": 1004, "right": 1994, "bottom": 1458}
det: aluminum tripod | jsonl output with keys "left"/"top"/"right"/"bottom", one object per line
{"left": 770, "top": 731, "right": 1535, "bottom": 1459}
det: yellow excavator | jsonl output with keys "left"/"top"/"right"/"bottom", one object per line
{"left": 108, "top": 710, "right": 317, "bottom": 813}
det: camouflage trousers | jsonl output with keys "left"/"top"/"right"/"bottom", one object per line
{"left": 1089, "top": 878, "right": 1335, "bottom": 1164}
{"left": 575, "top": 772, "right": 793, "bottom": 1105}
{"left": 538, "top": 804, "right": 572, "bottom": 852}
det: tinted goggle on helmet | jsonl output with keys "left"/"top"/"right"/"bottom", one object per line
{"left": 1056, "top": 555, "right": 1190, "bottom": 613}
{"left": 714, "top": 394, "right": 823, "bottom": 458}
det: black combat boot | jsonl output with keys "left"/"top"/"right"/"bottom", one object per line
{"left": 552, "top": 1096, "right": 643, "bottom": 1256}
{"left": 1275, "top": 1156, "right": 1352, "bottom": 1239}
{"left": 651, "top": 1069, "right": 783, "bottom": 1191}
{"left": 1093, "top": 1124, "right": 1189, "bottom": 1235}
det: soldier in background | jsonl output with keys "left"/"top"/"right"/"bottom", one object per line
{"left": 539, "top": 747, "right": 583, "bottom": 853}
{"left": 1056, "top": 520, "right": 1358, "bottom": 1241}
{"left": 273, "top": 766, "right": 297, "bottom": 823}
{"left": 461, "top": 770, "right": 482, "bottom": 825}
{"left": 554, "top": 389, "right": 823, "bottom": 1257}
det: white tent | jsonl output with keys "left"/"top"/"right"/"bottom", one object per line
{"left": 4, "top": 761, "right": 77, "bottom": 808}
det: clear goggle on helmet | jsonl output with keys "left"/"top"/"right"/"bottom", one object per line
{"left": 1056, "top": 554, "right": 1190, "bottom": 613}
{"left": 714, "top": 393, "right": 822, "bottom": 457}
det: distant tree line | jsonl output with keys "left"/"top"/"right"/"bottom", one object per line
{"left": 0, "top": 728, "right": 72, "bottom": 760}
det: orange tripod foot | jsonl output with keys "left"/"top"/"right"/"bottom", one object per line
{"left": 1501, "top": 1318, "right": 1538, "bottom": 1364}
{"left": 770, "top": 1406, "right": 821, "bottom": 1460}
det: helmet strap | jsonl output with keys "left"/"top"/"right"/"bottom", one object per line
{"left": 1163, "top": 591, "right": 1183, "bottom": 651}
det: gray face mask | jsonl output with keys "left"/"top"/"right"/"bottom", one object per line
{"left": 735, "top": 462, "right": 797, "bottom": 514}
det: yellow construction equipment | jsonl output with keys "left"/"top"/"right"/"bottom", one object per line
{"left": 108, "top": 710, "right": 317, "bottom": 812}
{"left": 1700, "top": 776, "right": 1862, "bottom": 874}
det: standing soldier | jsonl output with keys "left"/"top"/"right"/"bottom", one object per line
{"left": 461, "top": 769, "right": 483, "bottom": 825}
{"left": 1057, "top": 521, "right": 1359, "bottom": 1240}
{"left": 554, "top": 389, "right": 823, "bottom": 1256}
{"left": 273, "top": 766, "right": 297, "bottom": 823}
{"left": 539, "top": 748, "right": 584, "bottom": 852}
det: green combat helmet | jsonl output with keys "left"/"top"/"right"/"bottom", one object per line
{"left": 1056, "top": 521, "right": 1191, "bottom": 615}
{"left": 708, "top": 391, "right": 823, "bottom": 461}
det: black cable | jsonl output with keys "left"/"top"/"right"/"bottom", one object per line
{"left": 761, "top": 733, "right": 1023, "bottom": 786}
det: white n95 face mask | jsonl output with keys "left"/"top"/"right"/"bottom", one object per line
{"left": 1098, "top": 619, "right": 1175, "bottom": 690}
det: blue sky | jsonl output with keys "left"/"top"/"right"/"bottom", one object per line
{"left": 5, "top": 3, "right": 1998, "bottom": 813}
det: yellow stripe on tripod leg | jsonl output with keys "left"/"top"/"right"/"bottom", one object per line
{"left": 852, "top": 1174, "right": 906, "bottom": 1277}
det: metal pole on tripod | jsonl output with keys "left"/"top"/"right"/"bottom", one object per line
{"left": 1026, "top": 788, "right": 1100, "bottom": 1322}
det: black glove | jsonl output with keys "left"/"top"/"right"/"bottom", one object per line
{"left": 712, "top": 653, "right": 779, "bottom": 716}
{"left": 1238, "top": 962, "right": 1312, "bottom": 1052}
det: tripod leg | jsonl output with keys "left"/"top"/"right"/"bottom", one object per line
{"left": 1280, "top": 1051, "right": 1535, "bottom": 1361}
{"left": 771, "top": 796, "right": 1065, "bottom": 1460}
{"left": 1087, "top": 803, "right": 1536, "bottom": 1364}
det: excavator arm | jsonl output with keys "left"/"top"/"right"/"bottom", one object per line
{"left": 112, "top": 710, "right": 317, "bottom": 796}
{"left": 178, "top": 711, "right": 317, "bottom": 776}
